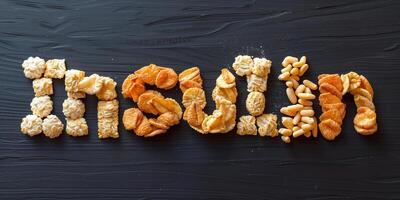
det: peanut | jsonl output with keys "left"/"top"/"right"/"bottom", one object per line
{"left": 286, "top": 104, "right": 303, "bottom": 113}
{"left": 298, "top": 99, "right": 313, "bottom": 106}
{"left": 293, "top": 113, "right": 301, "bottom": 125}
{"left": 286, "top": 81, "right": 294, "bottom": 88}
{"left": 280, "top": 107, "right": 296, "bottom": 117}
{"left": 286, "top": 87, "right": 297, "bottom": 104}
{"left": 278, "top": 72, "right": 290, "bottom": 81}
{"left": 282, "top": 56, "right": 298, "bottom": 67}
{"left": 303, "top": 79, "right": 317, "bottom": 90}
{"left": 293, "top": 129, "right": 305, "bottom": 138}
{"left": 301, "top": 116, "right": 314, "bottom": 124}
{"left": 281, "top": 64, "right": 292, "bottom": 73}
{"left": 289, "top": 77, "right": 299, "bottom": 89}
{"left": 281, "top": 135, "right": 291, "bottom": 143}
{"left": 295, "top": 84, "right": 306, "bottom": 95}
{"left": 299, "top": 64, "right": 309, "bottom": 76}
{"left": 297, "top": 93, "right": 315, "bottom": 100}
{"left": 301, "top": 123, "right": 313, "bottom": 132}
{"left": 279, "top": 128, "right": 292, "bottom": 136}
{"left": 282, "top": 117, "right": 294, "bottom": 129}
{"left": 290, "top": 67, "right": 299, "bottom": 76}
{"left": 300, "top": 109, "right": 314, "bottom": 117}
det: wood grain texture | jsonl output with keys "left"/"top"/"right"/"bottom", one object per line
{"left": 0, "top": 0, "right": 399, "bottom": 199}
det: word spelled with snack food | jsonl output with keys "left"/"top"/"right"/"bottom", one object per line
{"left": 20, "top": 55, "right": 378, "bottom": 142}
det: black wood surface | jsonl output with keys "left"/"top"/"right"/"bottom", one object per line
{"left": 0, "top": 0, "right": 399, "bottom": 199}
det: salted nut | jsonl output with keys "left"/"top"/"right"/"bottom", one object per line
{"left": 278, "top": 56, "right": 318, "bottom": 142}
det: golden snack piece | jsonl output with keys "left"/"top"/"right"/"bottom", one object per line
{"left": 319, "top": 119, "right": 341, "bottom": 141}
{"left": 21, "top": 114, "right": 43, "bottom": 136}
{"left": 183, "top": 103, "right": 207, "bottom": 127}
{"left": 202, "top": 111, "right": 225, "bottom": 133}
{"left": 42, "top": 115, "right": 64, "bottom": 139}
{"left": 65, "top": 69, "right": 85, "bottom": 92}
{"left": 354, "top": 95, "right": 375, "bottom": 111}
{"left": 246, "top": 91, "right": 265, "bottom": 117}
{"left": 67, "top": 91, "right": 86, "bottom": 99}
{"left": 247, "top": 74, "right": 267, "bottom": 92}
{"left": 32, "top": 78, "right": 53, "bottom": 97}
{"left": 360, "top": 75, "right": 374, "bottom": 97}
{"left": 351, "top": 88, "right": 372, "bottom": 101}
{"left": 354, "top": 107, "right": 376, "bottom": 130}
{"left": 134, "top": 116, "right": 154, "bottom": 136}
{"left": 319, "top": 109, "right": 344, "bottom": 125}
{"left": 321, "top": 103, "right": 346, "bottom": 117}
{"left": 212, "top": 87, "right": 237, "bottom": 106}
{"left": 354, "top": 124, "right": 378, "bottom": 136}
{"left": 122, "top": 107, "right": 174, "bottom": 138}
{"left": 319, "top": 93, "right": 342, "bottom": 106}
{"left": 252, "top": 58, "right": 271, "bottom": 77}
{"left": 96, "top": 77, "right": 117, "bottom": 101}
{"left": 134, "top": 64, "right": 178, "bottom": 89}
{"left": 319, "top": 83, "right": 342, "bottom": 99}
{"left": 257, "top": 114, "right": 278, "bottom": 137}
{"left": 22, "top": 57, "right": 46, "bottom": 79}
{"left": 286, "top": 87, "right": 297, "bottom": 104}
{"left": 137, "top": 90, "right": 163, "bottom": 115}
{"left": 178, "top": 67, "right": 203, "bottom": 92}
{"left": 30, "top": 96, "right": 53, "bottom": 118}
{"left": 98, "top": 100, "right": 119, "bottom": 139}
{"left": 281, "top": 136, "right": 291, "bottom": 143}
{"left": 202, "top": 99, "right": 236, "bottom": 134}
{"left": 216, "top": 68, "right": 236, "bottom": 89}
{"left": 44, "top": 59, "right": 66, "bottom": 79}
{"left": 122, "top": 74, "right": 146, "bottom": 102}
{"left": 341, "top": 74, "right": 350, "bottom": 95}
{"left": 282, "top": 56, "right": 298, "bottom": 67}
{"left": 78, "top": 74, "right": 104, "bottom": 95}
{"left": 157, "top": 112, "right": 180, "bottom": 127}
{"left": 66, "top": 118, "right": 88, "bottom": 137}
{"left": 318, "top": 74, "right": 343, "bottom": 92}
{"left": 303, "top": 80, "right": 317, "bottom": 90}
{"left": 151, "top": 97, "right": 182, "bottom": 118}
{"left": 62, "top": 98, "right": 85, "bottom": 120}
{"left": 236, "top": 115, "right": 257, "bottom": 136}
{"left": 232, "top": 55, "right": 254, "bottom": 76}
{"left": 182, "top": 87, "right": 206, "bottom": 109}
{"left": 135, "top": 64, "right": 163, "bottom": 85}
{"left": 155, "top": 68, "right": 178, "bottom": 89}
{"left": 346, "top": 71, "right": 362, "bottom": 91}
{"left": 122, "top": 108, "right": 143, "bottom": 130}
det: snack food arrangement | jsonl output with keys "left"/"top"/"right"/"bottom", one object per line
{"left": 232, "top": 55, "right": 278, "bottom": 137}
{"left": 20, "top": 56, "right": 378, "bottom": 142}
{"left": 21, "top": 57, "right": 119, "bottom": 139}
{"left": 21, "top": 57, "right": 64, "bottom": 138}
{"left": 122, "top": 64, "right": 182, "bottom": 137}
{"left": 64, "top": 69, "right": 119, "bottom": 139}
{"left": 180, "top": 67, "right": 237, "bottom": 134}
{"left": 277, "top": 56, "right": 318, "bottom": 143}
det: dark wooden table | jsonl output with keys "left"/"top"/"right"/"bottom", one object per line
{"left": 0, "top": 0, "right": 399, "bottom": 199}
